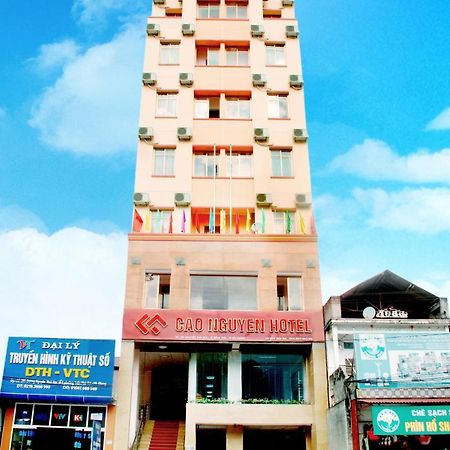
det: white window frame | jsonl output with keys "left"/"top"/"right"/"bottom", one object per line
{"left": 198, "top": 3, "right": 220, "bottom": 18}
{"left": 144, "top": 273, "right": 171, "bottom": 308}
{"left": 271, "top": 150, "right": 292, "bottom": 177}
{"left": 156, "top": 93, "right": 177, "bottom": 117}
{"left": 154, "top": 149, "right": 175, "bottom": 176}
{"left": 266, "top": 44, "right": 286, "bottom": 66}
{"left": 226, "top": 98, "right": 250, "bottom": 119}
{"left": 194, "top": 153, "right": 217, "bottom": 177}
{"left": 268, "top": 95, "right": 288, "bottom": 119}
{"left": 226, "top": 4, "right": 248, "bottom": 19}
{"left": 226, "top": 152, "right": 252, "bottom": 177}
{"left": 274, "top": 211, "right": 294, "bottom": 234}
{"left": 160, "top": 43, "right": 180, "bottom": 65}
{"left": 150, "top": 210, "right": 172, "bottom": 233}
{"left": 226, "top": 48, "right": 249, "bottom": 66}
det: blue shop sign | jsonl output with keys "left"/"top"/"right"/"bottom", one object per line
{"left": 1, "top": 337, "right": 114, "bottom": 403}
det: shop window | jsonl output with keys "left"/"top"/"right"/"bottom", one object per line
{"left": 156, "top": 93, "right": 177, "bottom": 117}
{"left": 242, "top": 353, "right": 304, "bottom": 402}
{"left": 195, "top": 96, "right": 220, "bottom": 118}
{"left": 14, "top": 404, "right": 33, "bottom": 425}
{"left": 244, "top": 429, "right": 306, "bottom": 450}
{"left": 190, "top": 275, "right": 257, "bottom": 310}
{"left": 32, "top": 404, "right": 51, "bottom": 426}
{"left": 196, "top": 47, "right": 220, "bottom": 66}
{"left": 274, "top": 211, "right": 294, "bottom": 234}
{"left": 160, "top": 43, "right": 180, "bottom": 65}
{"left": 271, "top": 149, "right": 292, "bottom": 176}
{"left": 154, "top": 149, "right": 175, "bottom": 176}
{"left": 226, "top": 3, "right": 247, "bottom": 18}
{"left": 266, "top": 44, "right": 285, "bottom": 66}
{"left": 226, "top": 47, "right": 249, "bottom": 65}
{"left": 70, "top": 405, "right": 88, "bottom": 427}
{"left": 87, "top": 406, "right": 107, "bottom": 428}
{"left": 268, "top": 94, "right": 288, "bottom": 119}
{"left": 197, "top": 352, "right": 228, "bottom": 400}
{"left": 145, "top": 273, "right": 171, "bottom": 308}
{"left": 198, "top": 3, "right": 220, "bottom": 18}
{"left": 194, "top": 152, "right": 217, "bottom": 176}
{"left": 226, "top": 151, "right": 252, "bottom": 177}
{"left": 277, "top": 276, "right": 303, "bottom": 311}
{"left": 51, "top": 405, "right": 70, "bottom": 427}
{"left": 226, "top": 97, "right": 250, "bottom": 119}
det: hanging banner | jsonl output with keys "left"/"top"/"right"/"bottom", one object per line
{"left": 354, "top": 333, "right": 450, "bottom": 388}
{"left": 372, "top": 405, "right": 450, "bottom": 435}
{"left": 1, "top": 337, "right": 115, "bottom": 403}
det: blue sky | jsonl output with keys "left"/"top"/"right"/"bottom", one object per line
{"left": 0, "top": 0, "right": 450, "bottom": 362}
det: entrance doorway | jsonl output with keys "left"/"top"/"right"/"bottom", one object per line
{"left": 244, "top": 428, "right": 306, "bottom": 450}
{"left": 150, "top": 359, "right": 188, "bottom": 420}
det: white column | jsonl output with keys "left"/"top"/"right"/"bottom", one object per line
{"left": 227, "top": 350, "right": 242, "bottom": 401}
{"left": 188, "top": 353, "right": 197, "bottom": 402}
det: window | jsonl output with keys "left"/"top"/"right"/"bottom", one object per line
{"left": 151, "top": 210, "right": 172, "bottom": 233}
{"left": 190, "top": 275, "right": 257, "bottom": 310}
{"left": 274, "top": 211, "right": 294, "bottom": 234}
{"left": 271, "top": 150, "right": 292, "bottom": 176}
{"left": 242, "top": 353, "right": 304, "bottom": 401}
{"left": 226, "top": 4, "right": 247, "bottom": 18}
{"left": 198, "top": 3, "right": 220, "bottom": 18}
{"left": 154, "top": 149, "right": 174, "bottom": 176}
{"left": 268, "top": 95, "right": 288, "bottom": 118}
{"left": 197, "top": 352, "right": 228, "bottom": 399}
{"left": 160, "top": 43, "right": 179, "bottom": 64}
{"left": 277, "top": 276, "right": 303, "bottom": 311}
{"left": 266, "top": 44, "right": 285, "bottom": 65}
{"left": 194, "top": 153, "right": 217, "bottom": 176}
{"left": 145, "top": 273, "right": 170, "bottom": 308}
{"left": 226, "top": 152, "right": 252, "bottom": 177}
{"left": 195, "top": 97, "right": 220, "bottom": 118}
{"left": 196, "top": 47, "right": 220, "bottom": 66}
{"left": 156, "top": 93, "right": 177, "bottom": 117}
{"left": 226, "top": 47, "right": 249, "bottom": 65}
{"left": 226, "top": 98, "right": 250, "bottom": 118}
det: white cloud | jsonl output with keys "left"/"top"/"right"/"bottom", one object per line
{"left": 0, "top": 227, "right": 127, "bottom": 379}
{"left": 426, "top": 107, "right": 450, "bottom": 131}
{"left": 0, "top": 204, "right": 47, "bottom": 232}
{"left": 72, "top": 0, "right": 147, "bottom": 26}
{"left": 31, "top": 40, "right": 80, "bottom": 71}
{"left": 320, "top": 267, "right": 361, "bottom": 303}
{"left": 329, "top": 139, "right": 450, "bottom": 184}
{"left": 353, "top": 187, "right": 450, "bottom": 234}
{"left": 29, "top": 22, "right": 145, "bottom": 156}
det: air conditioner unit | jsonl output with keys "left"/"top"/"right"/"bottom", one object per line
{"left": 251, "top": 24, "right": 264, "bottom": 37}
{"left": 295, "top": 193, "right": 311, "bottom": 207}
{"left": 142, "top": 72, "right": 157, "bottom": 86}
{"left": 286, "top": 24, "right": 299, "bottom": 38}
{"left": 138, "top": 127, "right": 154, "bottom": 140}
{"left": 174, "top": 192, "right": 191, "bottom": 206}
{"left": 146, "top": 23, "right": 160, "bottom": 36}
{"left": 254, "top": 128, "right": 269, "bottom": 142}
{"left": 177, "top": 127, "right": 192, "bottom": 140}
{"left": 179, "top": 72, "right": 194, "bottom": 86}
{"left": 293, "top": 128, "right": 308, "bottom": 142}
{"left": 289, "top": 74, "right": 303, "bottom": 88}
{"left": 133, "top": 192, "right": 150, "bottom": 206}
{"left": 256, "top": 193, "right": 273, "bottom": 206}
{"left": 252, "top": 73, "right": 267, "bottom": 87}
{"left": 282, "top": 0, "right": 294, "bottom": 6}
{"left": 153, "top": 0, "right": 165, "bottom": 4}
{"left": 182, "top": 23, "right": 195, "bottom": 35}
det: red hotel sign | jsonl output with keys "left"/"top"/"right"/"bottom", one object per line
{"left": 123, "top": 309, "right": 324, "bottom": 343}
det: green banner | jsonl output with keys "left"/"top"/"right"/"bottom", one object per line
{"left": 372, "top": 405, "right": 450, "bottom": 435}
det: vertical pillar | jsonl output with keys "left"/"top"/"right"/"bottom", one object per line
{"left": 227, "top": 350, "right": 242, "bottom": 401}
{"left": 350, "top": 399, "right": 359, "bottom": 450}
{"left": 226, "top": 425, "right": 243, "bottom": 450}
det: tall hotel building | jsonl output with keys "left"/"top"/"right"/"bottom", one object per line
{"left": 114, "top": 1, "right": 328, "bottom": 450}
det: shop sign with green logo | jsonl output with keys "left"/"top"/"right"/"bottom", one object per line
{"left": 372, "top": 405, "right": 450, "bottom": 435}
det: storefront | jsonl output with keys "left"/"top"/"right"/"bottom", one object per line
{"left": 0, "top": 337, "right": 115, "bottom": 450}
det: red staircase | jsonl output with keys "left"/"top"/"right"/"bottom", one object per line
{"left": 148, "top": 421, "right": 180, "bottom": 450}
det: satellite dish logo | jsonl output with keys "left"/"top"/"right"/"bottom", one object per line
{"left": 359, "top": 334, "right": 386, "bottom": 360}
{"left": 376, "top": 409, "right": 400, "bottom": 433}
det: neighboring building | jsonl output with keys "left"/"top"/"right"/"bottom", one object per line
{"left": 114, "top": 1, "right": 329, "bottom": 450}
{"left": 324, "top": 270, "right": 450, "bottom": 450}
{"left": 0, "top": 338, "right": 116, "bottom": 450}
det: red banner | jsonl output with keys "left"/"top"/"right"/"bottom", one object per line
{"left": 123, "top": 309, "right": 324, "bottom": 342}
